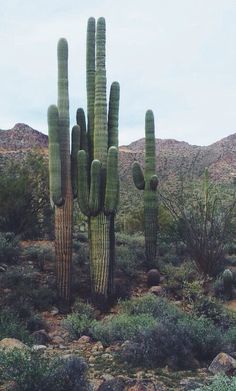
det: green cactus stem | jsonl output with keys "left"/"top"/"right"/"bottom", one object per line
{"left": 48, "top": 38, "right": 80, "bottom": 302}
{"left": 132, "top": 110, "right": 158, "bottom": 267}
{"left": 77, "top": 17, "right": 120, "bottom": 307}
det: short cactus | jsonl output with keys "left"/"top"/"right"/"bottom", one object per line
{"left": 132, "top": 111, "right": 158, "bottom": 267}
{"left": 77, "top": 17, "right": 120, "bottom": 306}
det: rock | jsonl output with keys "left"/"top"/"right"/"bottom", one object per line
{"left": 97, "top": 378, "right": 126, "bottom": 391}
{"left": 0, "top": 265, "right": 7, "bottom": 272}
{"left": 32, "top": 329, "right": 51, "bottom": 345}
{"left": 147, "top": 269, "right": 161, "bottom": 287}
{"left": 0, "top": 338, "right": 27, "bottom": 351}
{"left": 92, "top": 341, "right": 104, "bottom": 352}
{"left": 179, "top": 378, "right": 204, "bottom": 390}
{"left": 50, "top": 307, "right": 59, "bottom": 316}
{"left": 102, "top": 374, "right": 115, "bottom": 381}
{"left": 52, "top": 335, "right": 65, "bottom": 344}
{"left": 125, "top": 380, "right": 165, "bottom": 391}
{"left": 3, "top": 288, "right": 11, "bottom": 294}
{"left": 78, "top": 335, "right": 91, "bottom": 344}
{"left": 208, "top": 352, "right": 236, "bottom": 375}
{"left": 149, "top": 286, "right": 165, "bottom": 296}
{"left": 31, "top": 344, "right": 47, "bottom": 351}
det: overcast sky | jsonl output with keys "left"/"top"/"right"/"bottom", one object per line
{"left": 0, "top": 0, "right": 236, "bottom": 146}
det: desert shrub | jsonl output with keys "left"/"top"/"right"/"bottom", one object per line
{"left": 196, "top": 375, "right": 236, "bottom": 391}
{"left": 23, "top": 244, "right": 54, "bottom": 271}
{"left": 26, "top": 314, "right": 48, "bottom": 333}
{"left": 161, "top": 173, "right": 236, "bottom": 276}
{"left": 71, "top": 299, "right": 96, "bottom": 318}
{"left": 63, "top": 301, "right": 96, "bottom": 339}
{"left": 193, "top": 296, "right": 236, "bottom": 330}
{"left": 0, "top": 310, "right": 31, "bottom": 344}
{"left": 63, "top": 314, "right": 93, "bottom": 340}
{"left": 162, "top": 261, "right": 199, "bottom": 297}
{"left": 90, "top": 314, "right": 156, "bottom": 346}
{"left": 109, "top": 295, "right": 236, "bottom": 369}
{"left": 1, "top": 269, "right": 56, "bottom": 314}
{"left": 73, "top": 243, "right": 89, "bottom": 266}
{"left": 115, "top": 233, "right": 145, "bottom": 277}
{"left": 120, "top": 294, "right": 181, "bottom": 321}
{"left": 0, "top": 232, "right": 21, "bottom": 264}
{"left": 30, "top": 287, "right": 56, "bottom": 310}
{"left": 0, "top": 349, "right": 90, "bottom": 391}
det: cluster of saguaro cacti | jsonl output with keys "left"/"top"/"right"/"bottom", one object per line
{"left": 132, "top": 110, "right": 158, "bottom": 267}
{"left": 48, "top": 39, "right": 80, "bottom": 301}
{"left": 76, "top": 17, "right": 120, "bottom": 306}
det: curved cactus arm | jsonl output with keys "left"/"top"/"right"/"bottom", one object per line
{"left": 87, "top": 17, "right": 96, "bottom": 159}
{"left": 104, "top": 146, "right": 119, "bottom": 215}
{"left": 77, "top": 150, "right": 90, "bottom": 216}
{"left": 150, "top": 175, "right": 158, "bottom": 191}
{"left": 108, "top": 82, "right": 120, "bottom": 148}
{"left": 132, "top": 161, "right": 145, "bottom": 190}
{"left": 89, "top": 160, "right": 102, "bottom": 216}
{"left": 48, "top": 105, "right": 63, "bottom": 207}
{"left": 76, "top": 108, "right": 88, "bottom": 152}
{"left": 71, "top": 125, "right": 81, "bottom": 198}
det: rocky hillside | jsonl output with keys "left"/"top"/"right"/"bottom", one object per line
{"left": 0, "top": 123, "right": 235, "bottom": 193}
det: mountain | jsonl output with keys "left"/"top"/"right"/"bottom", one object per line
{"left": 0, "top": 123, "right": 235, "bottom": 195}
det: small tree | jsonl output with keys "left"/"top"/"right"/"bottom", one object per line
{"left": 161, "top": 170, "right": 236, "bottom": 276}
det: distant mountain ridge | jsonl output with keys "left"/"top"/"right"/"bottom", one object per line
{"left": 0, "top": 123, "right": 235, "bottom": 185}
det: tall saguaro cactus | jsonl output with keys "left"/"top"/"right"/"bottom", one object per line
{"left": 48, "top": 39, "right": 80, "bottom": 302}
{"left": 132, "top": 110, "right": 158, "bottom": 267}
{"left": 77, "top": 17, "right": 120, "bottom": 306}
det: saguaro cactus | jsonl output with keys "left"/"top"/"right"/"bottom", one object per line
{"left": 77, "top": 17, "right": 120, "bottom": 306}
{"left": 48, "top": 39, "right": 80, "bottom": 302}
{"left": 132, "top": 110, "right": 158, "bottom": 267}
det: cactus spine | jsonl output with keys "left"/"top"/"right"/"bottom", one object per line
{"left": 77, "top": 17, "right": 120, "bottom": 306}
{"left": 48, "top": 39, "right": 80, "bottom": 302}
{"left": 132, "top": 110, "right": 158, "bottom": 267}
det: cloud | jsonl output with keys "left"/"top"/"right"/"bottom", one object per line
{"left": 0, "top": 0, "right": 236, "bottom": 146}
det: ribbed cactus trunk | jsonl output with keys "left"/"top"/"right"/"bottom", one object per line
{"left": 77, "top": 17, "right": 120, "bottom": 307}
{"left": 48, "top": 39, "right": 73, "bottom": 302}
{"left": 132, "top": 111, "right": 158, "bottom": 267}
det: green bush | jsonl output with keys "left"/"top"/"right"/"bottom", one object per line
{"left": 193, "top": 296, "right": 236, "bottom": 330}
{"left": 196, "top": 375, "right": 236, "bottom": 391}
{"left": 116, "top": 233, "right": 145, "bottom": 277}
{"left": 90, "top": 314, "right": 156, "bottom": 346}
{"left": 63, "top": 301, "right": 96, "bottom": 339}
{"left": 120, "top": 294, "right": 181, "bottom": 321}
{"left": 0, "top": 232, "right": 21, "bottom": 264}
{"left": 0, "top": 311, "right": 32, "bottom": 344}
{"left": 23, "top": 244, "right": 54, "bottom": 271}
{"left": 162, "top": 261, "right": 199, "bottom": 297}
{"left": 0, "top": 349, "right": 90, "bottom": 391}
{"left": 63, "top": 314, "right": 94, "bottom": 340}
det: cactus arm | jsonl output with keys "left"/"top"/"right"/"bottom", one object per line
{"left": 145, "top": 110, "right": 156, "bottom": 178}
{"left": 94, "top": 17, "right": 108, "bottom": 164}
{"left": 48, "top": 105, "right": 63, "bottom": 207}
{"left": 86, "top": 17, "right": 96, "bottom": 159}
{"left": 108, "top": 82, "right": 120, "bottom": 148}
{"left": 89, "top": 160, "right": 102, "bottom": 216}
{"left": 104, "top": 146, "right": 119, "bottom": 214}
{"left": 77, "top": 150, "right": 90, "bottom": 216}
{"left": 76, "top": 108, "right": 88, "bottom": 152}
{"left": 132, "top": 161, "right": 145, "bottom": 190}
{"left": 71, "top": 125, "right": 81, "bottom": 198}
{"left": 150, "top": 175, "right": 158, "bottom": 191}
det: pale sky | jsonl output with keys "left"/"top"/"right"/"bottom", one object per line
{"left": 0, "top": 0, "right": 236, "bottom": 146}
